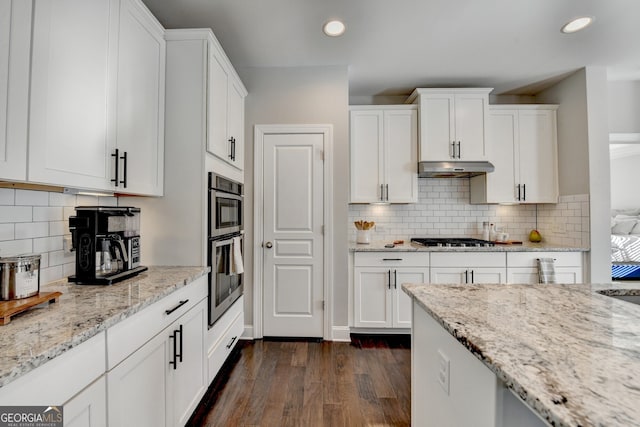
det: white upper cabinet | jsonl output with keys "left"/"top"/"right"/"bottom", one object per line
{"left": 0, "top": 0, "right": 31, "bottom": 181}
{"left": 28, "top": 0, "right": 119, "bottom": 190}
{"left": 350, "top": 106, "right": 418, "bottom": 203}
{"left": 408, "top": 88, "right": 491, "bottom": 161}
{"left": 114, "top": 0, "right": 165, "bottom": 196}
{"left": 27, "top": 0, "right": 165, "bottom": 195}
{"left": 470, "top": 105, "right": 559, "bottom": 204}
{"left": 207, "top": 41, "right": 246, "bottom": 170}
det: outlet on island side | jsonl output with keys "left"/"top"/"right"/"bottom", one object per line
{"left": 437, "top": 349, "right": 450, "bottom": 395}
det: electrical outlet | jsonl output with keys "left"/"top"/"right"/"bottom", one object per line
{"left": 63, "top": 236, "right": 73, "bottom": 254}
{"left": 437, "top": 349, "right": 450, "bottom": 395}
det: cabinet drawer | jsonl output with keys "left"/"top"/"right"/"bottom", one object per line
{"left": 431, "top": 252, "right": 506, "bottom": 267}
{"left": 507, "top": 252, "right": 583, "bottom": 268}
{"left": 0, "top": 332, "right": 105, "bottom": 405}
{"left": 107, "top": 276, "right": 207, "bottom": 370}
{"left": 207, "top": 306, "right": 244, "bottom": 383}
{"left": 354, "top": 252, "right": 429, "bottom": 267}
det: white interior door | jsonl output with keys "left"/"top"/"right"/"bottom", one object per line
{"left": 262, "top": 132, "right": 324, "bottom": 337}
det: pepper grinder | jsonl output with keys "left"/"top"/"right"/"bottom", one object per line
{"left": 489, "top": 223, "right": 497, "bottom": 241}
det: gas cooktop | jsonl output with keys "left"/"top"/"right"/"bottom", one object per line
{"left": 410, "top": 237, "right": 495, "bottom": 248}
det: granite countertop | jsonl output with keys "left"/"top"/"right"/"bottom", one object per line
{"left": 0, "top": 266, "right": 209, "bottom": 389}
{"left": 350, "top": 240, "right": 589, "bottom": 252}
{"left": 402, "top": 281, "right": 640, "bottom": 427}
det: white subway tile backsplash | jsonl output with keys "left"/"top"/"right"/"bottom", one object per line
{"left": 0, "top": 224, "right": 14, "bottom": 241}
{"left": 0, "top": 206, "right": 33, "bottom": 223}
{"left": 16, "top": 190, "right": 49, "bottom": 206}
{"left": 33, "top": 236, "right": 63, "bottom": 253}
{"left": 49, "top": 221, "right": 69, "bottom": 236}
{"left": 33, "top": 206, "right": 63, "bottom": 222}
{"left": 49, "top": 192, "right": 77, "bottom": 207}
{"left": 0, "top": 189, "right": 15, "bottom": 205}
{"left": 40, "top": 265, "right": 64, "bottom": 285}
{"left": 15, "top": 222, "right": 49, "bottom": 239}
{"left": 76, "top": 195, "right": 100, "bottom": 206}
{"left": 49, "top": 249, "right": 75, "bottom": 267}
{"left": 0, "top": 239, "right": 33, "bottom": 257}
{"left": 349, "top": 179, "right": 589, "bottom": 247}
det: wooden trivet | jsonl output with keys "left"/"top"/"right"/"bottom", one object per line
{"left": 0, "top": 291, "right": 62, "bottom": 325}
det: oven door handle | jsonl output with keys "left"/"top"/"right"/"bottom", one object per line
{"left": 212, "top": 235, "right": 243, "bottom": 248}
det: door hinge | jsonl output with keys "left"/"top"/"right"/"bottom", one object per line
{"left": 321, "top": 225, "right": 324, "bottom": 235}
{"left": 322, "top": 300, "right": 325, "bottom": 310}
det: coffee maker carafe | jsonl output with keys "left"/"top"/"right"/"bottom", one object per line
{"left": 68, "top": 207, "right": 147, "bottom": 285}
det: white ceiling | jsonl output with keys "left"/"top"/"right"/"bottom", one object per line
{"left": 141, "top": 0, "right": 640, "bottom": 97}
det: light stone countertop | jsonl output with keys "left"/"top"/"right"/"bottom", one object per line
{"left": 0, "top": 266, "right": 209, "bottom": 389}
{"left": 350, "top": 240, "right": 589, "bottom": 252}
{"left": 402, "top": 281, "right": 640, "bottom": 427}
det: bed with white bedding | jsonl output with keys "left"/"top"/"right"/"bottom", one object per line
{"left": 611, "top": 209, "right": 640, "bottom": 279}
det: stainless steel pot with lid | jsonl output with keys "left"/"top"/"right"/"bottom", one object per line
{"left": 0, "top": 254, "right": 41, "bottom": 300}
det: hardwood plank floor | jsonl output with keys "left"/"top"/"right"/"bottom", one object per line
{"left": 188, "top": 335, "right": 411, "bottom": 427}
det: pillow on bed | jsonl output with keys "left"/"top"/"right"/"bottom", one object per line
{"left": 611, "top": 219, "right": 638, "bottom": 235}
{"left": 612, "top": 209, "right": 640, "bottom": 217}
{"left": 615, "top": 214, "right": 640, "bottom": 221}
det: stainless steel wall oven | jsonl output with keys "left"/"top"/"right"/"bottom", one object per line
{"left": 208, "top": 173, "right": 244, "bottom": 327}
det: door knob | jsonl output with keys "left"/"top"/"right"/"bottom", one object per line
{"left": 265, "top": 242, "right": 273, "bottom": 248}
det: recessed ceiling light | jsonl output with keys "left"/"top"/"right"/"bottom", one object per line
{"left": 323, "top": 20, "right": 346, "bottom": 37}
{"left": 561, "top": 16, "right": 594, "bottom": 34}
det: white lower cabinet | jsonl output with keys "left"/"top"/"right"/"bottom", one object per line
{"left": 430, "top": 252, "right": 507, "bottom": 284}
{"left": 64, "top": 377, "right": 107, "bottom": 427}
{"left": 0, "top": 332, "right": 106, "bottom": 426}
{"left": 206, "top": 296, "right": 245, "bottom": 383}
{"left": 107, "top": 279, "right": 207, "bottom": 427}
{"left": 353, "top": 252, "right": 429, "bottom": 328}
{"left": 108, "top": 298, "right": 207, "bottom": 427}
{"left": 507, "top": 252, "right": 584, "bottom": 284}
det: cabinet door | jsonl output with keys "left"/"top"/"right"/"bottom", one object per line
{"left": 384, "top": 109, "right": 418, "bottom": 203}
{"left": 482, "top": 110, "right": 518, "bottom": 203}
{"left": 354, "top": 267, "right": 392, "bottom": 327}
{"left": 454, "top": 93, "right": 487, "bottom": 160}
{"left": 507, "top": 267, "right": 582, "bottom": 284}
{"left": 64, "top": 377, "right": 107, "bottom": 427}
{"left": 418, "top": 95, "right": 455, "bottom": 161}
{"left": 470, "top": 268, "right": 506, "bottom": 284}
{"left": 115, "top": 0, "right": 165, "bottom": 196}
{"left": 227, "top": 77, "right": 245, "bottom": 169}
{"left": 518, "top": 110, "right": 558, "bottom": 203}
{"left": 170, "top": 299, "right": 207, "bottom": 427}
{"left": 350, "top": 110, "right": 384, "bottom": 202}
{"left": 207, "top": 44, "right": 230, "bottom": 160}
{"left": 431, "top": 267, "right": 505, "bottom": 284}
{"left": 107, "top": 330, "right": 168, "bottom": 427}
{"left": 393, "top": 268, "right": 428, "bottom": 328}
{"left": 0, "top": 0, "right": 31, "bottom": 181}
{"left": 29, "top": 0, "right": 118, "bottom": 190}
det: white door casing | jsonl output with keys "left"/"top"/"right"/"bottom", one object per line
{"left": 254, "top": 125, "right": 333, "bottom": 339}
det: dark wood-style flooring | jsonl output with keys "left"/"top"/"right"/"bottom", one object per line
{"left": 188, "top": 335, "right": 411, "bottom": 427}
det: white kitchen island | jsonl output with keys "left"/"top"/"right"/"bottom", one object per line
{"left": 403, "top": 282, "right": 640, "bottom": 427}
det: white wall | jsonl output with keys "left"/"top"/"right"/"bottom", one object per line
{"left": 608, "top": 80, "right": 640, "bottom": 133}
{"left": 610, "top": 153, "right": 640, "bottom": 209}
{"left": 537, "top": 67, "right": 611, "bottom": 282}
{"left": 536, "top": 70, "right": 590, "bottom": 196}
{"left": 239, "top": 65, "right": 350, "bottom": 330}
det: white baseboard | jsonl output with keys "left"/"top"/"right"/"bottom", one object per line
{"left": 331, "top": 326, "right": 351, "bottom": 342}
{"left": 350, "top": 327, "right": 411, "bottom": 335}
{"left": 242, "top": 325, "right": 254, "bottom": 339}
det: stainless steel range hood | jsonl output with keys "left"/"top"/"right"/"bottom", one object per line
{"left": 418, "top": 161, "right": 495, "bottom": 178}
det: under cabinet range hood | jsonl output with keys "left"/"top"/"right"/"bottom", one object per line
{"left": 418, "top": 161, "right": 495, "bottom": 178}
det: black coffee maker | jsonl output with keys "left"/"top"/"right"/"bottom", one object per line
{"left": 68, "top": 206, "right": 147, "bottom": 285}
